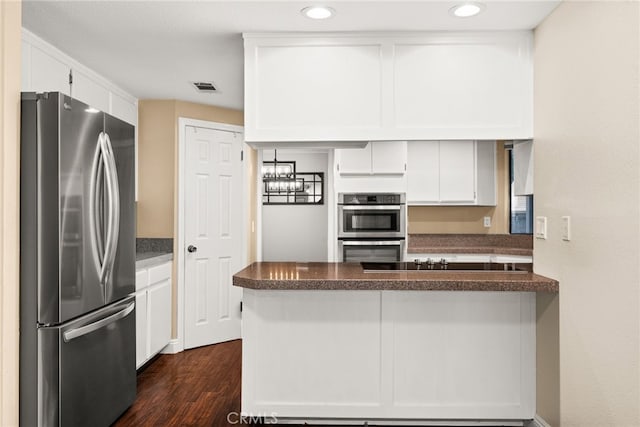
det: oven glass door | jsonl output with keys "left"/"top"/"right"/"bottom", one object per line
{"left": 340, "top": 240, "right": 403, "bottom": 262}
{"left": 339, "top": 206, "right": 403, "bottom": 238}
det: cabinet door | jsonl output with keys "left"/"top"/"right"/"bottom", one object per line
{"left": 337, "top": 144, "right": 372, "bottom": 175}
{"left": 407, "top": 141, "right": 440, "bottom": 203}
{"left": 371, "top": 141, "right": 407, "bottom": 175}
{"left": 110, "top": 92, "right": 138, "bottom": 126}
{"left": 393, "top": 34, "right": 532, "bottom": 139}
{"left": 72, "top": 70, "right": 110, "bottom": 113}
{"left": 439, "top": 141, "right": 476, "bottom": 202}
{"left": 147, "top": 276, "right": 171, "bottom": 357}
{"left": 246, "top": 40, "right": 384, "bottom": 141}
{"left": 30, "top": 46, "right": 70, "bottom": 95}
{"left": 135, "top": 291, "right": 148, "bottom": 369}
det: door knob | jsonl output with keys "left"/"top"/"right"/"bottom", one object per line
{"left": 187, "top": 245, "right": 198, "bottom": 253}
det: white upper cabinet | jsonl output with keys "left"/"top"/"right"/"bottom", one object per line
{"left": 393, "top": 33, "right": 532, "bottom": 140}
{"left": 407, "top": 141, "right": 439, "bottom": 202}
{"left": 338, "top": 144, "right": 373, "bottom": 175}
{"left": 371, "top": 141, "right": 407, "bottom": 174}
{"left": 28, "top": 45, "right": 70, "bottom": 96}
{"left": 73, "top": 69, "right": 110, "bottom": 114}
{"left": 244, "top": 32, "right": 533, "bottom": 143}
{"left": 439, "top": 141, "right": 476, "bottom": 202}
{"left": 21, "top": 29, "right": 138, "bottom": 127}
{"left": 337, "top": 141, "right": 407, "bottom": 175}
{"left": 245, "top": 36, "right": 385, "bottom": 142}
{"left": 407, "top": 140, "right": 496, "bottom": 206}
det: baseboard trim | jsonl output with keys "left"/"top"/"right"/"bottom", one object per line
{"left": 528, "top": 414, "right": 552, "bottom": 427}
{"left": 161, "top": 339, "right": 183, "bottom": 354}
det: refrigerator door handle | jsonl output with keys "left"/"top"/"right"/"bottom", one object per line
{"left": 99, "top": 132, "right": 118, "bottom": 287}
{"left": 89, "top": 134, "right": 106, "bottom": 277}
{"left": 62, "top": 301, "right": 134, "bottom": 342}
{"left": 103, "top": 133, "right": 120, "bottom": 285}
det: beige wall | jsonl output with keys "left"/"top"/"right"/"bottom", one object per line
{"left": 245, "top": 146, "right": 258, "bottom": 264}
{"left": 408, "top": 141, "right": 510, "bottom": 234}
{"left": 137, "top": 100, "right": 244, "bottom": 238}
{"left": 0, "top": 1, "right": 21, "bottom": 426}
{"left": 137, "top": 100, "right": 176, "bottom": 237}
{"left": 137, "top": 100, "right": 247, "bottom": 337}
{"left": 534, "top": 2, "right": 640, "bottom": 426}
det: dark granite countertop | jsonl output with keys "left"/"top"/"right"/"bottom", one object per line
{"left": 233, "top": 262, "right": 558, "bottom": 293}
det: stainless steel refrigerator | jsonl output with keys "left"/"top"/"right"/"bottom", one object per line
{"left": 20, "top": 92, "right": 136, "bottom": 427}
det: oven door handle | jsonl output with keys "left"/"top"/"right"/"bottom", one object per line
{"left": 341, "top": 240, "right": 404, "bottom": 246}
{"left": 340, "top": 205, "right": 402, "bottom": 211}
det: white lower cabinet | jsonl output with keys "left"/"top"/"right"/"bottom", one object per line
{"left": 134, "top": 289, "right": 148, "bottom": 369}
{"left": 135, "top": 261, "right": 172, "bottom": 369}
{"left": 242, "top": 289, "right": 535, "bottom": 422}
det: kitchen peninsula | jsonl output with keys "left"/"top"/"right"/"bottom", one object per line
{"left": 233, "top": 262, "right": 558, "bottom": 426}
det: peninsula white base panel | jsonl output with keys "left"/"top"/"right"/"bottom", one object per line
{"left": 241, "top": 290, "right": 535, "bottom": 423}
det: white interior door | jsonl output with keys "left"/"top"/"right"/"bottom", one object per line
{"left": 184, "top": 125, "right": 242, "bottom": 349}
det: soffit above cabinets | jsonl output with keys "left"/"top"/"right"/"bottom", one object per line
{"left": 22, "top": 1, "right": 560, "bottom": 111}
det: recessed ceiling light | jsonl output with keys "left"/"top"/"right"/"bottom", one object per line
{"left": 449, "top": 2, "right": 485, "bottom": 18}
{"left": 301, "top": 6, "right": 335, "bottom": 20}
{"left": 85, "top": 107, "right": 100, "bottom": 113}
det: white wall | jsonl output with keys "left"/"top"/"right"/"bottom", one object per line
{"left": 262, "top": 150, "right": 329, "bottom": 262}
{"left": 534, "top": 2, "right": 640, "bottom": 426}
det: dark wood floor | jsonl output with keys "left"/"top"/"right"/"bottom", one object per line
{"left": 113, "top": 339, "right": 243, "bottom": 427}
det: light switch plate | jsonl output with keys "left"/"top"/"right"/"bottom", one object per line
{"left": 483, "top": 216, "right": 491, "bottom": 228}
{"left": 535, "top": 216, "right": 547, "bottom": 239}
{"left": 562, "top": 216, "right": 571, "bottom": 241}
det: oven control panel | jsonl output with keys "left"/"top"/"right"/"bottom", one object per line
{"left": 338, "top": 193, "right": 405, "bottom": 205}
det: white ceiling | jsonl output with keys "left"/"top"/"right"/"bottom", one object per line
{"left": 22, "top": 1, "right": 560, "bottom": 111}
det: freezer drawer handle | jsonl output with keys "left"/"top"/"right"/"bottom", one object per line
{"left": 63, "top": 302, "right": 134, "bottom": 342}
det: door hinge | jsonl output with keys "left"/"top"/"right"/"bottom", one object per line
{"left": 241, "top": 150, "right": 244, "bottom": 161}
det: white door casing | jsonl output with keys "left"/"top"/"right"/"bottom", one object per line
{"left": 183, "top": 125, "right": 243, "bottom": 349}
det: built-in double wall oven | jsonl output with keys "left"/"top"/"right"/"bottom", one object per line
{"left": 337, "top": 193, "right": 406, "bottom": 262}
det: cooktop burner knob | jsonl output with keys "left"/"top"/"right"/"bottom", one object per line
{"left": 440, "top": 258, "right": 449, "bottom": 266}
{"left": 426, "top": 258, "right": 434, "bottom": 265}
{"left": 414, "top": 259, "right": 422, "bottom": 265}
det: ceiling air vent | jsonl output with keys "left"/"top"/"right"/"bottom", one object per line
{"left": 192, "top": 81, "right": 217, "bottom": 92}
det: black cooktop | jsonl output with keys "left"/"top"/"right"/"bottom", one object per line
{"left": 361, "top": 261, "right": 528, "bottom": 272}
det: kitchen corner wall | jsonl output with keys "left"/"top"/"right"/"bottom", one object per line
{"left": 0, "top": 1, "right": 21, "bottom": 426}
{"left": 137, "top": 100, "right": 251, "bottom": 338}
{"left": 407, "top": 141, "right": 510, "bottom": 234}
{"left": 534, "top": 2, "right": 640, "bottom": 427}
{"left": 137, "top": 100, "right": 245, "bottom": 238}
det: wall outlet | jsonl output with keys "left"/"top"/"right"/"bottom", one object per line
{"left": 483, "top": 216, "right": 491, "bottom": 228}
{"left": 562, "top": 216, "right": 571, "bottom": 241}
{"left": 535, "top": 216, "right": 547, "bottom": 239}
